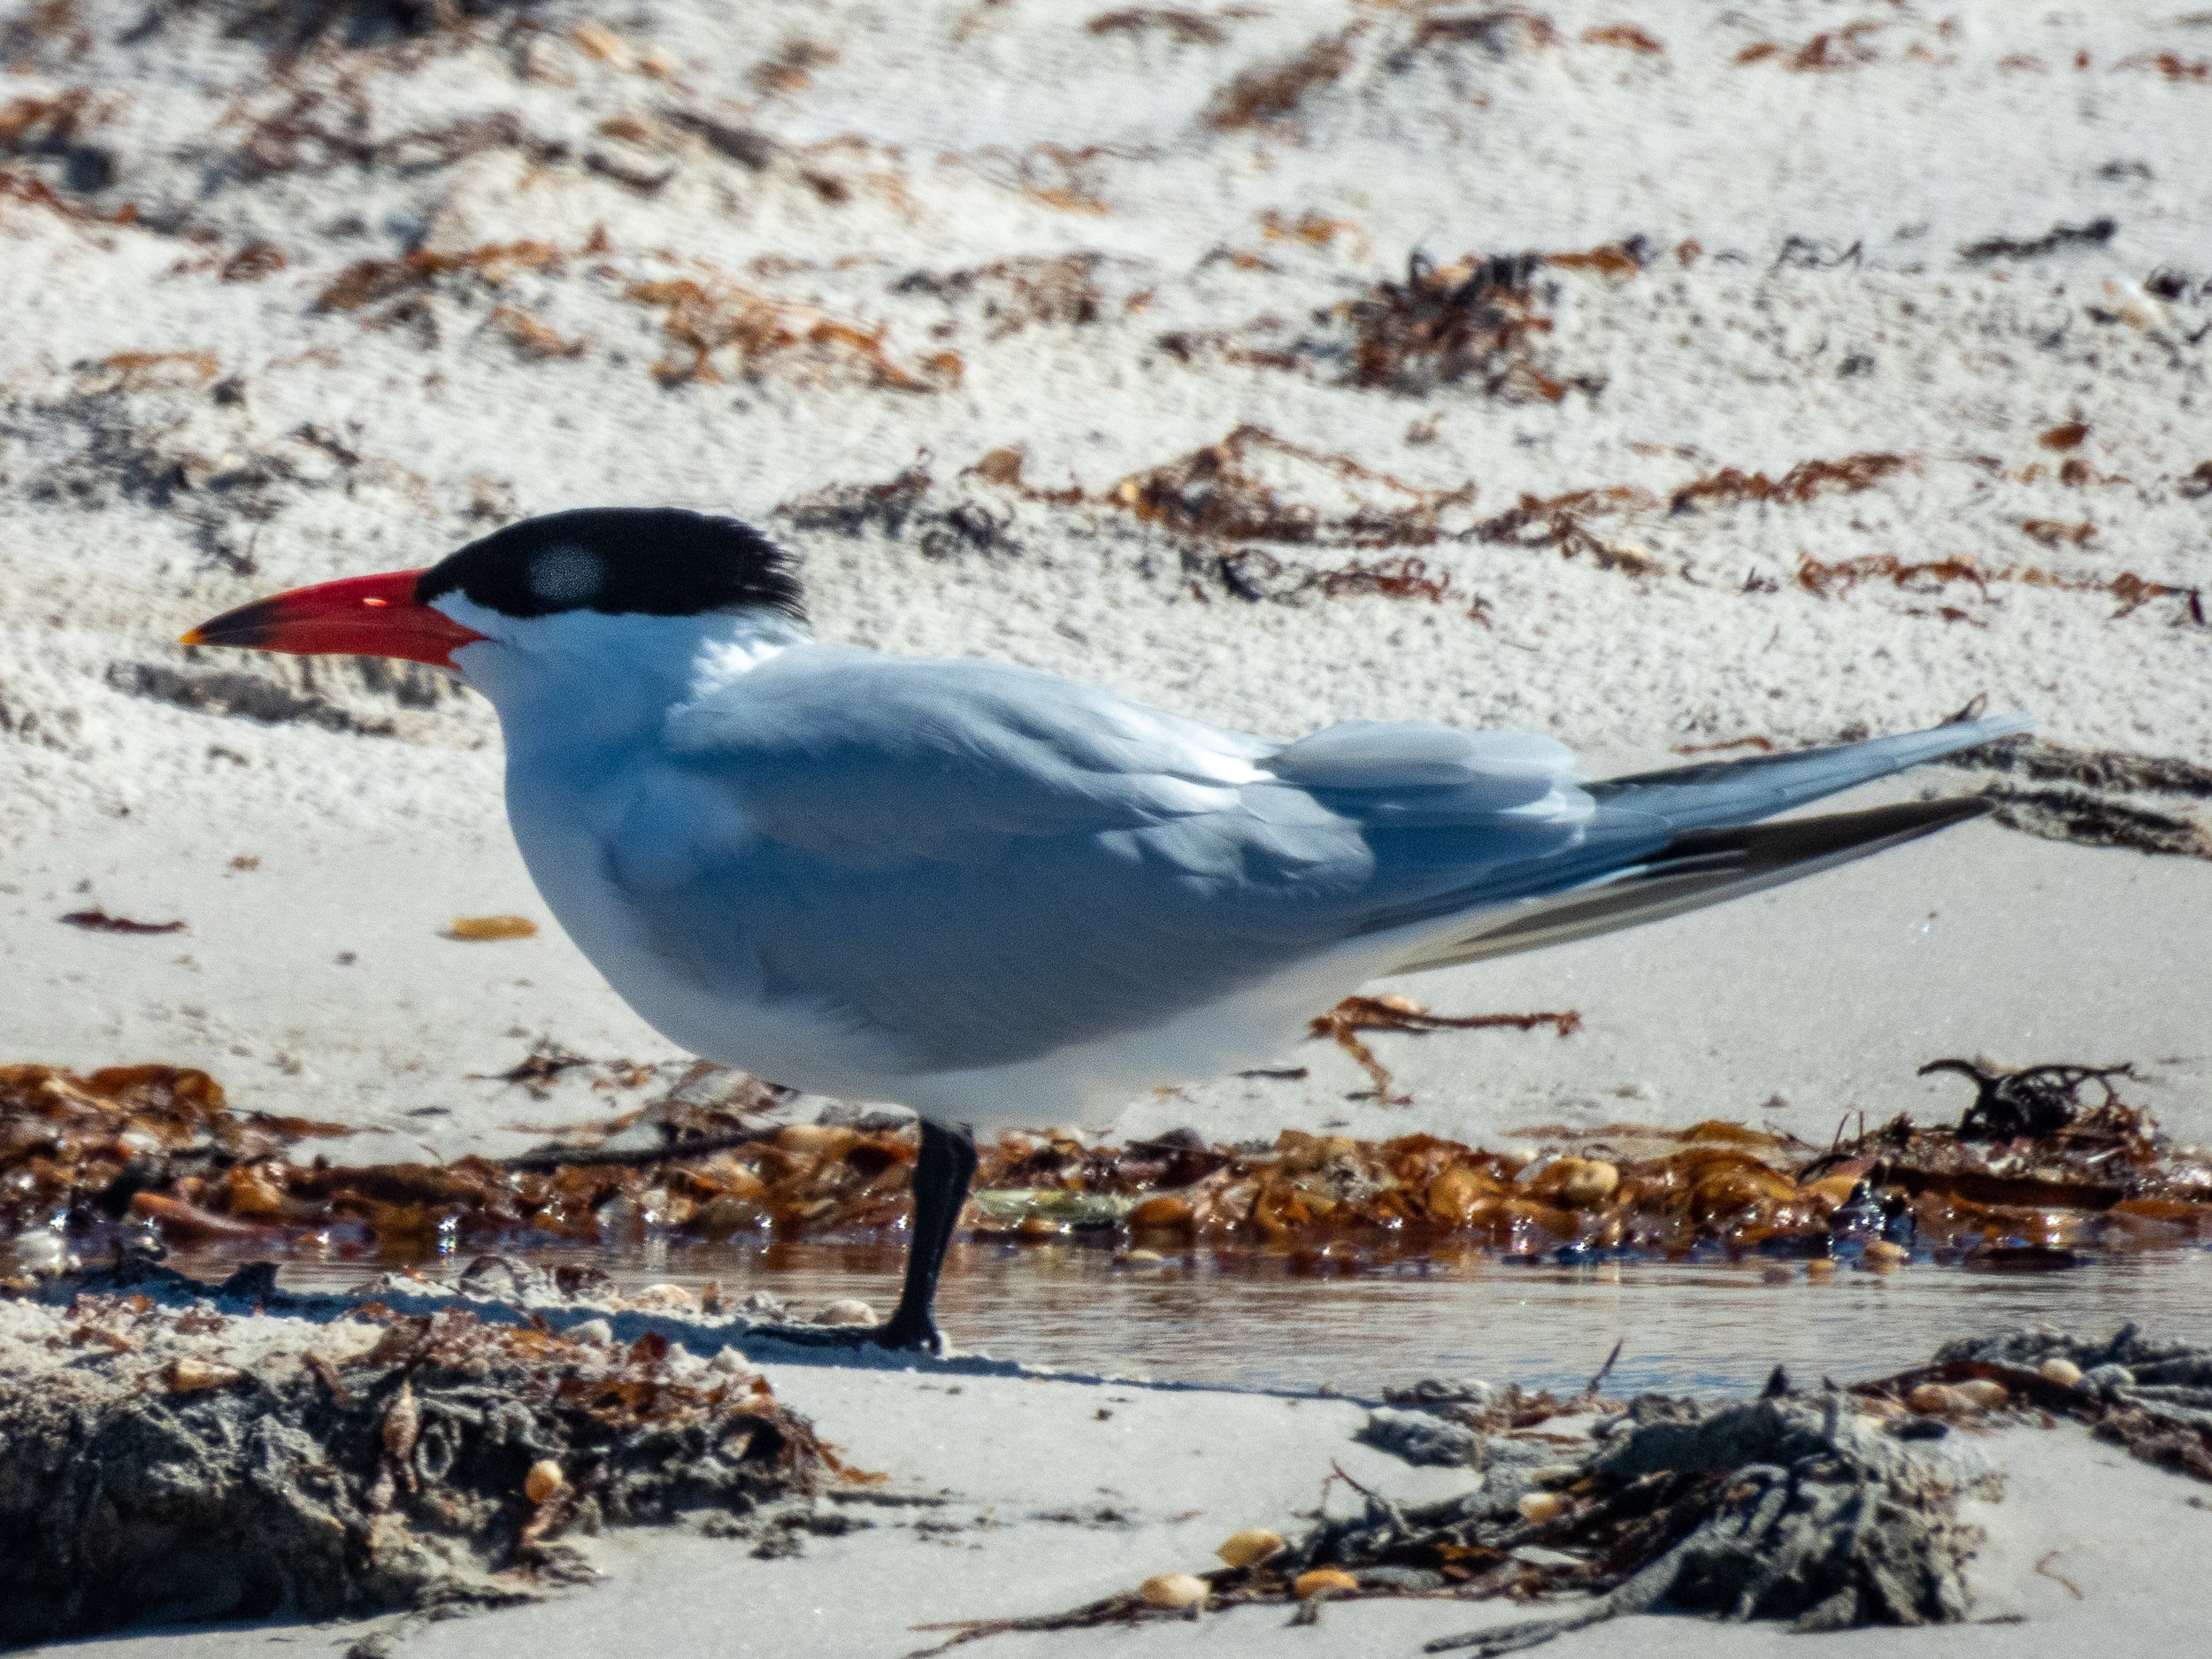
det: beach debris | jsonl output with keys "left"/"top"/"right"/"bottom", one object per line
{"left": 1916, "top": 1325, "right": 2212, "bottom": 1485}
{"left": 1216, "top": 1527, "right": 1285, "bottom": 1567}
{"left": 1308, "top": 996, "right": 1581, "bottom": 1103}
{"left": 444, "top": 914, "right": 539, "bottom": 941}
{"left": 1136, "top": 1571, "right": 1209, "bottom": 1609}
{"left": 164, "top": 1354, "right": 242, "bottom": 1393}
{"left": 910, "top": 1378, "right": 1984, "bottom": 1655}
{"left": 1109, "top": 424, "right": 1481, "bottom": 552}
{"left": 1159, "top": 253, "right": 1589, "bottom": 403}
{"left": 1335, "top": 252, "right": 1578, "bottom": 400}
{"left": 1977, "top": 784, "right": 2212, "bottom": 861}
{"left": 58, "top": 908, "right": 185, "bottom": 934}
{"left": 1202, "top": 27, "right": 1359, "bottom": 131}
{"left": 0, "top": 1293, "right": 834, "bottom": 1646}
{"left": 625, "top": 276, "right": 959, "bottom": 393}
{"left": 1535, "top": 1156, "right": 1618, "bottom": 1208}
{"left": 894, "top": 252, "right": 1125, "bottom": 341}
{"left": 1358, "top": 1407, "right": 1480, "bottom": 1467}
{"left": 1513, "top": 1490, "right": 1569, "bottom": 1525}
{"left": 1906, "top": 1382, "right": 1961, "bottom": 1415}
{"left": 1919, "top": 1056, "right": 2134, "bottom": 1140}
{"left": 9, "top": 1056, "right": 2212, "bottom": 1272}
{"left": 813, "top": 1299, "right": 877, "bottom": 1327}
{"left": 1292, "top": 1566, "right": 1358, "bottom": 1598}
{"left": 1087, "top": 10, "right": 1228, "bottom": 49}
{"left": 1960, "top": 217, "right": 2117, "bottom": 265}
{"left": 525, "top": 1459, "right": 566, "bottom": 1505}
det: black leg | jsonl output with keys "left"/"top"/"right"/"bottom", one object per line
{"left": 873, "top": 1118, "right": 977, "bottom": 1353}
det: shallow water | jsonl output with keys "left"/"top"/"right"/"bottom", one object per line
{"left": 210, "top": 1240, "right": 2212, "bottom": 1398}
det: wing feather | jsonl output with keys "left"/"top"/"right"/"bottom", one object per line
{"left": 609, "top": 651, "right": 1594, "bottom": 1072}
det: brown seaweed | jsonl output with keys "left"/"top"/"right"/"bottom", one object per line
{"left": 1111, "top": 424, "right": 1479, "bottom": 548}
{"left": 627, "top": 276, "right": 957, "bottom": 391}
{"left": 8, "top": 1051, "right": 2208, "bottom": 1269}
{"left": 1202, "top": 27, "right": 1358, "bottom": 130}
{"left": 1736, "top": 23, "right": 1884, "bottom": 73}
{"left": 0, "top": 1290, "right": 833, "bottom": 1645}
{"left": 912, "top": 1380, "right": 1979, "bottom": 1656}
{"left": 1310, "top": 995, "right": 1580, "bottom": 1102}
{"left": 57, "top": 908, "right": 186, "bottom": 934}
{"left": 1087, "top": 9, "right": 1225, "bottom": 48}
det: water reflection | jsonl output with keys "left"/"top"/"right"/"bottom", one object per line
{"left": 224, "top": 1238, "right": 2212, "bottom": 1397}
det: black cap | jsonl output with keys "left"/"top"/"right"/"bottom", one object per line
{"left": 419, "top": 508, "right": 805, "bottom": 621}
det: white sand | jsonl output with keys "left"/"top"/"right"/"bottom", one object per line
{"left": 5, "top": 1, "right": 2209, "bottom": 1155}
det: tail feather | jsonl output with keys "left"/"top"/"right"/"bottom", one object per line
{"left": 1393, "top": 796, "right": 1991, "bottom": 972}
{"left": 1585, "top": 712, "right": 2028, "bottom": 832}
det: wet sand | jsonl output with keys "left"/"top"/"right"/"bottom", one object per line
{"left": 226, "top": 1241, "right": 2212, "bottom": 1398}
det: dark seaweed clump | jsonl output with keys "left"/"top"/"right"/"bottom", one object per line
{"left": 0, "top": 1282, "right": 832, "bottom": 1645}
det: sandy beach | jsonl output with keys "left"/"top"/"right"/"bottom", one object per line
{"left": 4, "top": 0, "right": 2211, "bottom": 1652}
{"left": 4, "top": 0, "right": 2209, "bottom": 1157}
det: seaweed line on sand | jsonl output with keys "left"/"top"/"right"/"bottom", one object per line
{"left": 0, "top": 1281, "right": 843, "bottom": 1646}
{"left": 10, "top": 1054, "right": 2212, "bottom": 1297}
{"left": 910, "top": 1322, "right": 2212, "bottom": 1657}
{"left": 907, "top": 1379, "right": 1986, "bottom": 1655}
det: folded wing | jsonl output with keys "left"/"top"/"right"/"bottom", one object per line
{"left": 613, "top": 653, "right": 1600, "bottom": 1073}
{"left": 616, "top": 647, "right": 2024, "bottom": 1075}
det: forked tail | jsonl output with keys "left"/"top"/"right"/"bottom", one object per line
{"left": 1393, "top": 713, "right": 2025, "bottom": 972}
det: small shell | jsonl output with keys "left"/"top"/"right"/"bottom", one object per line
{"left": 1953, "top": 1379, "right": 2008, "bottom": 1411}
{"left": 1863, "top": 1240, "right": 1909, "bottom": 1268}
{"left": 2038, "top": 1357, "right": 2085, "bottom": 1388}
{"left": 1803, "top": 1257, "right": 1838, "bottom": 1279}
{"left": 165, "top": 1356, "right": 242, "bottom": 1393}
{"left": 628, "top": 1282, "right": 698, "bottom": 1311}
{"left": 814, "top": 1299, "right": 877, "bottom": 1327}
{"left": 1801, "top": 1173, "right": 1861, "bottom": 1208}
{"left": 382, "top": 1379, "right": 420, "bottom": 1460}
{"left": 1138, "top": 1572, "right": 1209, "bottom": 1609}
{"left": 1293, "top": 1568, "right": 1359, "bottom": 1600}
{"left": 525, "top": 1459, "right": 565, "bottom": 1505}
{"left": 1216, "top": 1527, "right": 1285, "bottom": 1568}
{"left": 1425, "top": 1164, "right": 1500, "bottom": 1223}
{"left": 1118, "top": 1248, "right": 1165, "bottom": 1266}
{"left": 1516, "top": 1491, "right": 1569, "bottom": 1525}
{"left": 1907, "top": 1383, "right": 1960, "bottom": 1416}
{"left": 443, "top": 914, "right": 538, "bottom": 941}
{"left": 777, "top": 1122, "right": 858, "bottom": 1156}
{"left": 1545, "top": 1158, "right": 1621, "bottom": 1209}
{"left": 568, "top": 1318, "right": 614, "bottom": 1345}
{"left": 1127, "top": 1195, "right": 1195, "bottom": 1230}
{"left": 569, "top": 20, "right": 630, "bottom": 63}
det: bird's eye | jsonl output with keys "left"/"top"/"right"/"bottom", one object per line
{"left": 529, "top": 547, "right": 603, "bottom": 605}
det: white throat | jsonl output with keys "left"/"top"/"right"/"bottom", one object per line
{"left": 434, "top": 596, "right": 809, "bottom": 764}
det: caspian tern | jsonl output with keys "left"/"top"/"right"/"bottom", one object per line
{"left": 185, "top": 508, "right": 2027, "bottom": 1350}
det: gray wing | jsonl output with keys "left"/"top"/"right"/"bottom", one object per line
{"left": 604, "top": 646, "right": 1610, "bottom": 1074}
